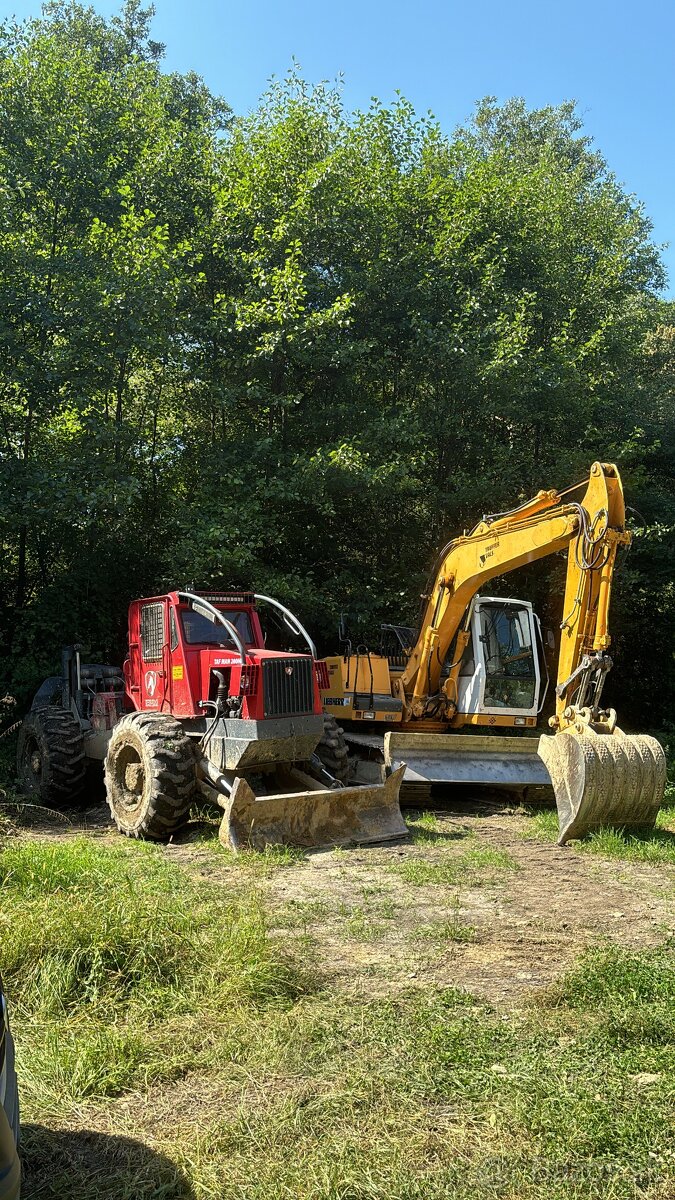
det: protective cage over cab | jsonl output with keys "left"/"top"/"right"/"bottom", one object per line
{"left": 17, "top": 588, "right": 406, "bottom": 852}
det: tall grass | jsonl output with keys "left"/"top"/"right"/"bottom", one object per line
{"left": 0, "top": 838, "right": 309, "bottom": 1109}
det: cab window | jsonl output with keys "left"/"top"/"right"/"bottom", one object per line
{"left": 141, "top": 602, "right": 164, "bottom": 662}
{"left": 180, "top": 608, "right": 253, "bottom": 647}
{"left": 479, "top": 603, "right": 536, "bottom": 709}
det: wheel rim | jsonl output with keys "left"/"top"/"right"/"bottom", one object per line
{"left": 115, "top": 745, "right": 146, "bottom": 814}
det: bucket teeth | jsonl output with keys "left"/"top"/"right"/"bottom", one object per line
{"left": 538, "top": 730, "right": 666, "bottom": 845}
{"left": 219, "top": 765, "right": 407, "bottom": 852}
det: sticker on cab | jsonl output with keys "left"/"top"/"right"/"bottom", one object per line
{"left": 172, "top": 665, "right": 184, "bottom": 681}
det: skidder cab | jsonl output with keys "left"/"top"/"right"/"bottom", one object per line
{"left": 17, "top": 590, "right": 405, "bottom": 851}
{"left": 127, "top": 591, "right": 325, "bottom": 770}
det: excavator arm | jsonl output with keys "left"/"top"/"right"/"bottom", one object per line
{"left": 397, "top": 462, "right": 628, "bottom": 729}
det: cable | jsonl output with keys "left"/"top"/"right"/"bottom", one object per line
{"left": 198, "top": 699, "right": 220, "bottom": 753}
{"left": 567, "top": 503, "right": 608, "bottom": 571}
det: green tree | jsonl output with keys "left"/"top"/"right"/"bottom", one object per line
{"left": 0, "top": 1, "right": 225, "bottom": 687}
{"left": 0, "top": 8, "right": 670, "bottom": 730}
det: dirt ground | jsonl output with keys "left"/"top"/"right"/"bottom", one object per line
{"left": 18, "top": 795, "right": 675, "bottom": 1007}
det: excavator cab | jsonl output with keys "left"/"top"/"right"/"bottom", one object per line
{"left": 383, "top": 597, "right": 553, "bottom": 803}
{"left": 455, "top": 597, "right": 543, "bottom": 723}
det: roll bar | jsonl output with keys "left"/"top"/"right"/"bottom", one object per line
{"left": 176, "top": 591, "right": 246, "bottom": 665}
{"left": 254, "top": 594, "right": 317, "bottom": 658}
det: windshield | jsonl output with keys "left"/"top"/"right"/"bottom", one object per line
{"left": 479, "top": 603, "right": 536, "bottom": 710}
{"left": 180, "top": 608, "right": 253, "bottom": 648}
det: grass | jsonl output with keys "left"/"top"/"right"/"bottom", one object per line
{"left": 524, "top": 792, "right": 675, "bottom": 864}
{"left": 0, "top": 838, "right": 309, "bottom": 1113}
{"left": 166, "top": 947, "right": 675, "bottom": 1199}
{"left": 343, "top": 897, "right": 398, "bottom": 941}
{"left": 6, "top": 835, "right": 675, "bottom": 1199}
{"left": 406, "top": 810, "right": 469, "bottom": 845}
{"left": 549, "top": 942, "right": 675, "bottom": 1010}
{"left": 415, "top": 897, "right": 478, "bottom": 944}
{"left": 216, "top": 841, "right": 308, "bottom": 875}
{"left": 393, "top": 844, "right": 518, "bottom": 886}
{"left": 274, "top": 891, "right": 398, "bottom": 942}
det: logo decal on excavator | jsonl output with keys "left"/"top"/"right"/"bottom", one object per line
{"left": 145, "top": 670, "right": 159, "bottom": 696}
{"left": 479, "top": 539, "right": 500, "bottom": 567}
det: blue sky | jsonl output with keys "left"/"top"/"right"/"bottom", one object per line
{"left": 8, "top": 0, "right": 675, "bottom": 295}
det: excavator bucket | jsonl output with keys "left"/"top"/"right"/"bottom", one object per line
{"left": 384, "top": 732, "right": 553, "bottom": 802}
{"left": 219, "top": 765, "right": 407, "bottom": 852}
{"left": 538, "top": 729, "right": 666, "bottom": 845}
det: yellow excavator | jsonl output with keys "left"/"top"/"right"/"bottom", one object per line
{"left": 319, "top": 462, "right": 666, "bottom": 843}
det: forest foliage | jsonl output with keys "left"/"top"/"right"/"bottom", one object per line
{"left": 0, "top": 0, "right": 673, "bottom": 723}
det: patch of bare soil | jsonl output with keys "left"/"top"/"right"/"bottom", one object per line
{"left": 256, "top": 797, "right": 675, "bottom": 1004}
{"left": 13, "top": 794, "right": 675, "bottom": 1006}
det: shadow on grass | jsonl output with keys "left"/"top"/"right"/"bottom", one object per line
{"left": 21, "top": 1124, "right": 195, "bottom": 1200}
{"left": 406, "top": 825, "right": 470, "bottom": 846}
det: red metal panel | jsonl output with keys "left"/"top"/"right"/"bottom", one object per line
{"left": 124, "top": 591, "right": 323, "bottom": 721}
{"left": 138, "top": 599, "right": 168, "bottom": 712}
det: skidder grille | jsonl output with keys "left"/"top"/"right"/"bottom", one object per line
{"left": 263, "top": 657, "right": 314, "bottom": 718}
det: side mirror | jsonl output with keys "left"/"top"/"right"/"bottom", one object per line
{"left": 190, "top": 598, "right": 217, "bottom": 623}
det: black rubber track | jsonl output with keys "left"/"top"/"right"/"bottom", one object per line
{"left": 104, "top": 712, "right": 195, "bottom": 840}
{"left": 315, "top": 713, "right": 350, "bottom": 784}
{"left": 16, "top": 707, "right": 86, "bottom": 806}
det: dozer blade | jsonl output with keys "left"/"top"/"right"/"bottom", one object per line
{"left": 219, "top": 765, "right": 407, "bottom": 852}
{"left": 384, "top": 732, "right": 552, "bottom": 793}
{"left": 538, "top": 729, "right": 666, "bottom": 845}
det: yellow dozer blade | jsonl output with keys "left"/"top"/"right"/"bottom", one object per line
{"left": 538, "top": 727, "right": 666, "bottom": 845}
{"left": 384, "top": 728, "right": 665, "bottom": 845}
{"left": 385, "top": 732, "right": 551, "bottom": 792}
{"left": 218, "top": 765, "right": 407, "bottom": 852}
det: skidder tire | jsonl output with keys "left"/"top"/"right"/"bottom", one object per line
{"left": 17, "top": 707, "right": 86, "bottom": 806}
{"left": 105, "top": 713, "right": 195, "bottom": 840}
{"left": 316, "top": 713, "right": 350, "bottom": 784}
